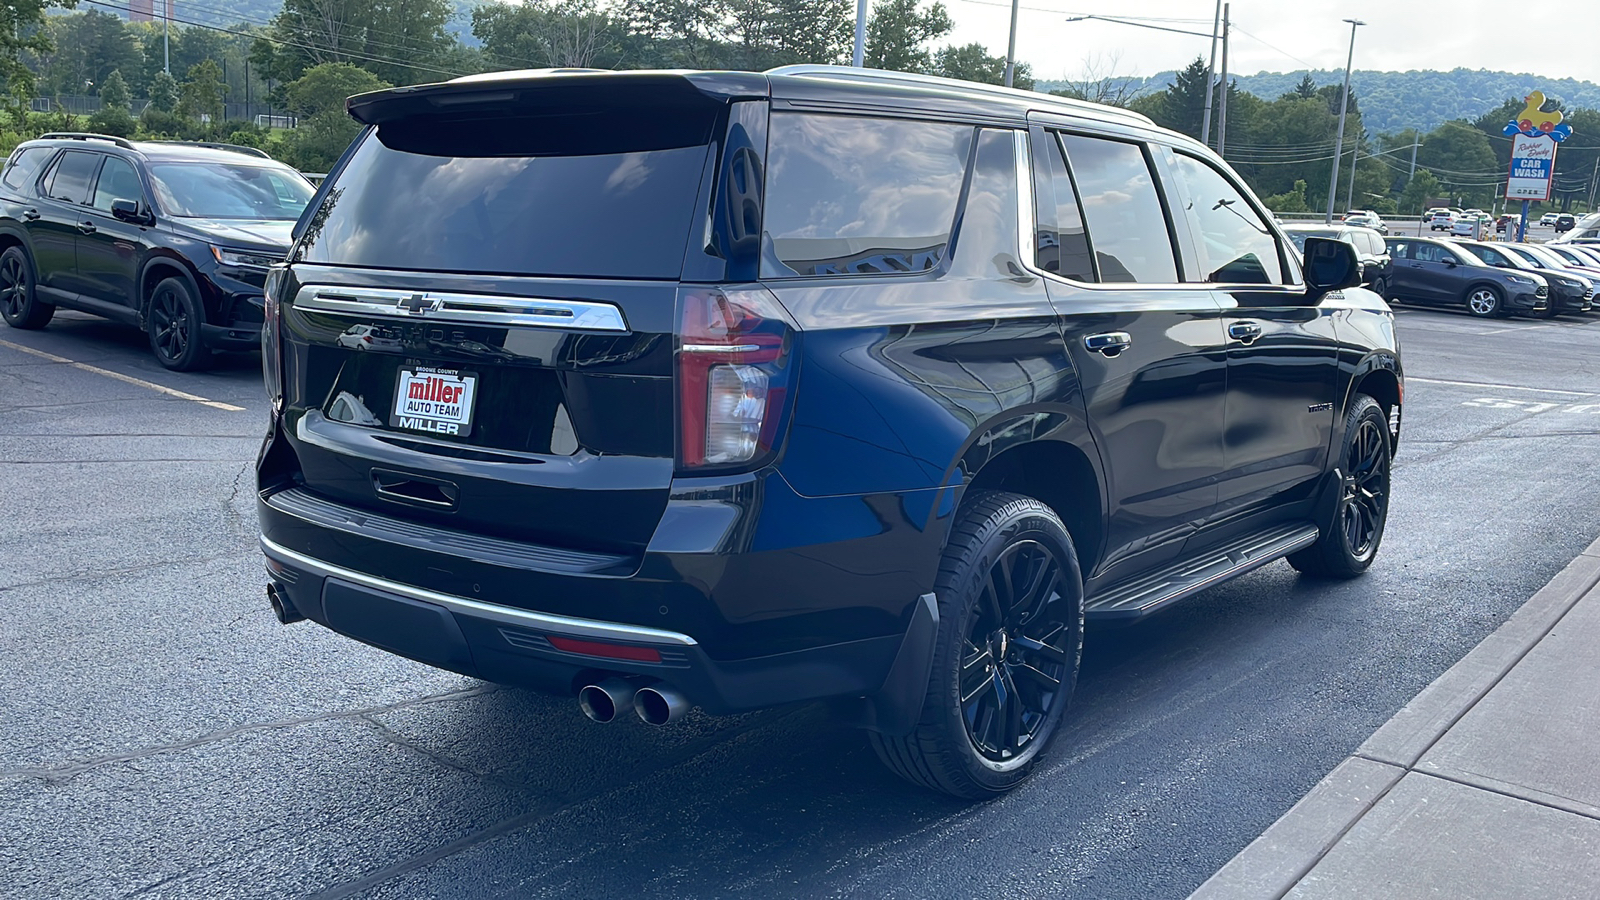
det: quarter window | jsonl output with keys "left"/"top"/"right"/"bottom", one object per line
{"left": 44, "top": 151, "right": 101, "bottom": 206}
{"left": 2, "top": 147, "right": 53, "bottom": 191}
{"left": 1168, "top": 153, "right": 1284, "bottom": 285}
{"left": 1056, "top": 134, "right": 1178, "bottom": 283}
{"left": 762, "top": 114, "right": 974, "bottom": 277}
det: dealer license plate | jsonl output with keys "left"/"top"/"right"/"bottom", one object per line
{"left": 390, "top": 367, "right": 478, "bottom": 437}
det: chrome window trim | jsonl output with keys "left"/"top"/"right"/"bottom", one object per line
{"left": 261, "top": 536, "right": 698, "bottom": 646}
{"left": 292, "top": 284, "right": 629, "bottom": 332}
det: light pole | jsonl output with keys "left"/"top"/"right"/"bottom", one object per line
{"left": 1004, "top": 0, "right": 1021, "bottom": 87}
{"left": 1200, "top": 0, "right": 1222, "bottom": 147}
{"left": 1324, "top": 18, "right": 1364, "bottom": 224}
{"left": 853, "top": 0, "right": 867, "bottom": 67}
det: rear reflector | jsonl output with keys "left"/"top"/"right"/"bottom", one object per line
{"left": 546, "top": 635, "right": 662, "bottom": 663}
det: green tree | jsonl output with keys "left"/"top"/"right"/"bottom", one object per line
{"left": 1290, "top": 73, "right": 1318, "bottom": 99}
{"left": 34, "top": 11, "right": 139, "bottom": 99}
{"left": 1399, "top": 169, "right": 1443, "bottom": 214}
{"left": 473, "top": 0, "right": 622, "bottom": 70}
{"left": 279, "top": 63, "right": 393, "bottom": 172}
{"left": 1417, "top": 119, "right": 1500, "bottom": 208}
{"left": 930, "top": 42, "right": 1032, "bottom": 91}
{"left": 263, "top": 0, "right": 454, "bottom": 85}
{"left": 1262, "top": 178, "right": 1310, "bottom": 213}
{"left": 2, "top": 0, "right": 78, "bottom": 114}
{"left": 178, "top": 59, "right": 227, "bottom": 122}
{"left": 147, "top": 70, "right": 179, "bottom": 112}
{"left": 283, "top": 62, "right": 388, "bottom": 119}
{"left": 87, "top": 68, "right": 135, "bottom": 136}
{"left": 864, "top": 0, "right": 951, "bottom": 74}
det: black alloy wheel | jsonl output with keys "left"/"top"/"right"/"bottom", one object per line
{"left": 871, "top": 491, "right": 1084, "bottom": 799}
{"left": 147, "top": 276, "right": 211, "bottom": 371}
{"left": 0, "top": 246, "right": 52, "bottom": 329}
{"left": 959, "top": 540, "right": 1073, "bottom": 762}
{"left": 1290, "top": 394, "right": 1391, "bottom": 578}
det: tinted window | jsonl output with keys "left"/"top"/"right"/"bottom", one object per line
{"left": 297, "top": 121, "right": 710, "bottom": 278}
{"left": 947, "top": 128, "right": 1020, "bottom": 280}
{"left": 2, "top": 147, "right": 53, "bottom": 191}
{"left": 1385, "top": 240, "right": 1409, "bottom": 260}
{"left": 1057, "top": 134, "right": 1177, "bottom": 283}
{"left": 1287, "top": 229, "right": 1338, "bottom": 252}
{"left": 762, "top": 114, "right": 972, "bottom": 277}
{"left": 1168, "top": 153, "right": 1283, "bottom": 284}
{"left": 148, "top": 163, "right": 313, "bottom": 219}
{"left": 44, "top": 151, "right": 101, "bottom": 205}
{"left": 1501, "top": 246, "right": 1546, "bottom": 268}
{"left": 92, "top": 156, "right": 143, "bottom": 210}
{"left": 1463, "top": 245, "right": 1514, "bottom": 267}
{"left": 1030, "top": 129, "right": 1094, "bottom": 281}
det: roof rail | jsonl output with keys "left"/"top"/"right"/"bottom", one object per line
{"left": 38, "top": 132, "right": 137, "bottom": 150}
{"left": 765, "top": 65, "right": 1156, "bottom": 127}
{"left": 144, "top": 140, "right": 272, "bottom": 159}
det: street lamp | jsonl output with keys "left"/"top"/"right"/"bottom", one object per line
{"left": 1324, "top": 18, "right": 1365, "bottom": 224}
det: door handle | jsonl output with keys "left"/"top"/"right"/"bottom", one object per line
{"left": 1228, "top": 322, "right": 1263, "bottom": 344}
{"left": 1084, "top": 331, "right": 1132, "bottom": 357}
{"left": 77, "top": 221, "right": 97, "bottom": 234}
{"left": 21, "top": 208, "right": 39, "bottom": 221}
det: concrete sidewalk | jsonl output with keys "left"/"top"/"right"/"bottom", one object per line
{"left": 1192, "top": 535, "right": 1600, "bottom": 900}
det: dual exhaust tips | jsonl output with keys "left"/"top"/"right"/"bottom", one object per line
{"left": 578, "top": 678, "right": 689, "bottom": 727}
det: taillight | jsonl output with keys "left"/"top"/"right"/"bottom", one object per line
{"left": 676, "top": 285, "right": 799, "bottom": 471}
{"left": 262, "top": 265, "right": 287, "bottom": 410}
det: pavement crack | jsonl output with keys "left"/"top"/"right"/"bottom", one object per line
{"left": 0, "top": 552, "right": 250, "bottom": 594}
{"left": 0, "top": 685, "right": 502, "bottom": 784}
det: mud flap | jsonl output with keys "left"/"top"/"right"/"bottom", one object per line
{"left": 830, "top": 592, "right": 939, "bottom": 736}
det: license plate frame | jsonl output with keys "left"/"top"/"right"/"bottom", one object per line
{"left": 390, "top": 366, "right": 479, "bottom": 437}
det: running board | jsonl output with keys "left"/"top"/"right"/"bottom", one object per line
{"left": 1085, "top": 522, "right": 1320, "bottom": 622}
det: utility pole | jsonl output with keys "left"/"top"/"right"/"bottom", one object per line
{"left": 1346, "top": 131, "right": 1360, "bottom": 212}
{"left": 1003, "top": 0, "right": 1021, "bottom": 87}
{"left": 853, "top": 0, "right": 867, "bottom": 67}
{"left": 1409, "top": 137, "right": 1419, "bottom": 181}
{"left": 1325, "top": 19, "right": 1364, "bottom": 223}
{"left": 1588, "top": 156, "right": 1599, "bottom": 212}
{"left": 1201, "top": 0, "right": 1222, "bottom": 148}
{"left": 1216, "top": 4, "right": 1230, "bottom": 157}
{"left": 163, "top": 0, "right": 170, "bottom": 75}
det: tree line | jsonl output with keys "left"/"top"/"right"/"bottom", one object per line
{"left": 2, "top": 0, "right": 1597, "bottom": 214}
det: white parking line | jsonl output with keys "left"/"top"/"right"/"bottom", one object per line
{"left": 0, "top": 339, "right": 246, "bottom": 411}
{"left": 1405, "top": 376, "right": 1595, "bottom": 398}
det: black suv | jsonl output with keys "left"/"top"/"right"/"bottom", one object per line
{"left": 257, "top": 67, "right": 1402, "bottom": 798}
{"left": 0, "top": 133, "right": 315, "bottom": 370}
{"left": 1282, "top": 223, "right": 1392, "bottom": 295}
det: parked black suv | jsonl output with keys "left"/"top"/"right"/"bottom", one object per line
{"left": 1282, "top": 223, "right": 1392, "bottom": 295}
{"left": 1384, "top": 236, "right": 1549, "bottom": 317}
{"left": 0, "top": 133, "right": 314, "bottom": 370}
{"left": 257, "top": 67, "right": 1402, "bottom": 798}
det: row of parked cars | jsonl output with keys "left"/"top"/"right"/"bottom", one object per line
{"left": 1287, "top": 221, "right": 1600, "bottom": 317}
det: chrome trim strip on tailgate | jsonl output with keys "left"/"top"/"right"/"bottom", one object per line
{"left": 260, "top": 536, "right": 698, "bottom": 646}
{"left": 293, "top": 285, "right": 629, "bottom": 332}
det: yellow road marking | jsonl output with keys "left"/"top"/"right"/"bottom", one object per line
{"left": 0, "top": 339, "right": 246, "bottom": 411}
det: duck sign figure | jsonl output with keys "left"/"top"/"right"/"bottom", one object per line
{"left": 1503, "top": 91, "right": 1573, "bottom": 142}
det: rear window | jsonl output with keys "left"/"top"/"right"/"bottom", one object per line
{"left": 761, "top": 114, "right": 974, "bottom": 277}
{"left": 296, "top": 114, "right": 712, "bottom": 278}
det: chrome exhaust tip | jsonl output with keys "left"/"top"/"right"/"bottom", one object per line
{"left": 267, "top": 583, "right": 304, "bottom": 625}
{"left": 633, "top": 685, "right": 689, "bottom": 726}
{"left": 577, "top": 678, "right": 635, "bottom": 724}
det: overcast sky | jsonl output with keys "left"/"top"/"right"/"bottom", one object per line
{"left": 943, "top": 0, "right": 1600, "bottom": 87}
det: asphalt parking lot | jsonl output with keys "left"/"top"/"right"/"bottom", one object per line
{"left": 3, "top": 302, "right": 1599, "bottom": 900}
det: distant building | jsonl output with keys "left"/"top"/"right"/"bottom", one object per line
{"left": 128, "top": 0, "right": 174, "bottom": 24}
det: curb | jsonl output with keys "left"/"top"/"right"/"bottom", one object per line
{"left": 1189, "top": 534, "right": 1600, "bottom": 900}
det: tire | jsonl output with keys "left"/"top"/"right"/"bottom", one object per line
{"left": 146, "top": 276, "right": 212, "bottom": 371}
{"left": 1289, "top": 395, "right": 1391, "bottom": 578}
{"left": 870, "top": 491, "right": 1084, "bottom": 799}
{"left": 1369, "top": 276, "right": 1388, "bottom": 299}
{"left": 1464, "top": 284, "right": 1503, "bottom": 318}
{"left": 0, "top": 245, "right": 52, "bottom": 329}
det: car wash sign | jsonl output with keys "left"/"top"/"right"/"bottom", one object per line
{"left": 1504, "top": 90, "right": 1571, "bottom": 201}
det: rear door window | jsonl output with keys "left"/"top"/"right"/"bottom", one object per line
{"left": 296, "top": 113, "right": 713, "bottom": 279}
{"left": 43, "top": 151, "right": 101, "bottom": 206}
{"left": 761, "top": 114, "right": 973, "bottom": 277}
{"left": 1056, "top": 134, "right": 1179, "bottom": 283}
{"left": 1030, "top": 129, "right": 1095, "bottom": 281}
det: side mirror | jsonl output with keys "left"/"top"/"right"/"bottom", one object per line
{"left": 1442, "top": 257, "right": 1457, "bottom": 268}
{"left": 1302, "top": 237, "right": 1362, "bottom": 298}
{"left": 110, "top": 199, "right": 151, "bottom": 226}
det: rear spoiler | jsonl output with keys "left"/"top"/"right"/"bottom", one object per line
{"left": 345, "top": 70, "right": 770, "bottom": 125}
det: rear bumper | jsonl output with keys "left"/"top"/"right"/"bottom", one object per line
{"left": 261, "top": 535, "right": 925, "bottom": 717}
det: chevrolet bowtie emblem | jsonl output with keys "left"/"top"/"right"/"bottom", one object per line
{"left": 397, "top": 293, "right": 439, "bottom": 315}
